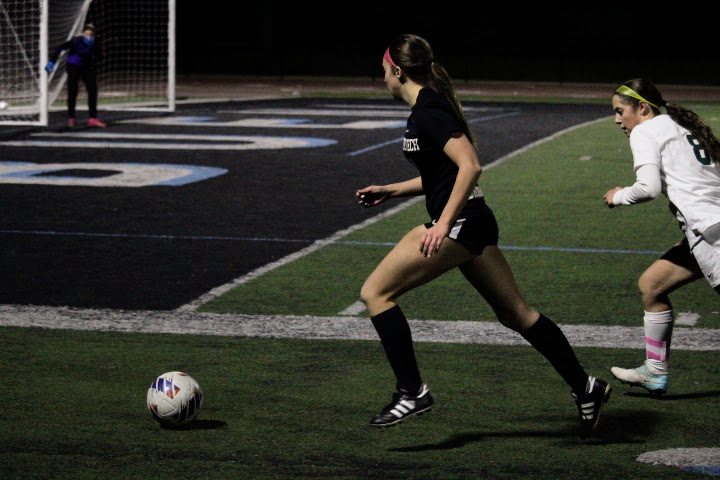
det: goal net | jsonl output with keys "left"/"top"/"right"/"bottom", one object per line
{"left": 0, "top": 0, "right": 175, "bottom": 126}
{"left": 0, "top": 0, "right": 48, "bottom": 125}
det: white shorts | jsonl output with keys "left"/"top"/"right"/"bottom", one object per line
{"left": 686, "top": 222, "right": 720, "bottom": 288}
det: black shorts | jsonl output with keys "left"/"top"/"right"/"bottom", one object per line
{"left": 425, "top": 212, "right": 499, "bottom": 255}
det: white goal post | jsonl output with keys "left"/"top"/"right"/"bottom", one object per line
{"left": 0, "top": 0, "right": 175, "bottom": 126}
{"left": 0, "top": 0, "right": 48, "bottom": 125}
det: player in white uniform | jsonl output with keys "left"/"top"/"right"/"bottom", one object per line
{"left": 603, "top": 78, "right": 720, "bottom": 394}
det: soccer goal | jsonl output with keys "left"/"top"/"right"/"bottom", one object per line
{"left": 0, "top": 0, "right": 175, "bottom": 126}
{"left": 0, "top": 0, "right": 49, "bottom": 125}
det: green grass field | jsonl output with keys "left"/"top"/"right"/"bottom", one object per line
{"left": 2, "top": 328, "right": 718, "bottom": 480}
{"left": 201, "top": 105, "right": 719, "bottom": 326}
{"left": 2, "top": 99, "right": 719, "bottom": 479}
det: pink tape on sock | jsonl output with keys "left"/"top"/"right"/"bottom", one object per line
{"left": 646, "top": 350, "right": 666, "bottom": 361}
{"left": 645, "top": 337, "right": 666, "bottom": 349}
{"left": 646, "top": 336, "right": 669, "bottom": 361}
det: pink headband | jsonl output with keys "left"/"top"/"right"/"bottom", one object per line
{"left": 383, "top": 47, "right": 398, "bottom": 68}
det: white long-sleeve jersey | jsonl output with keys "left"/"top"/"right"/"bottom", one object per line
{"left": 613, "top": 114, "right": 720, "bottom": 234}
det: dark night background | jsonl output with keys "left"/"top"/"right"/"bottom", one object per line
{"left": 175, "top": 3, "right": 720, "bottom": 86}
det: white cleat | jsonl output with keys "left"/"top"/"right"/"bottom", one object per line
{"left": 610, "top": 361, "right": 668, "bottom": 394}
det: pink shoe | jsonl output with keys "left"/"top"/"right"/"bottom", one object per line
{"left": 88, "top": 118, "right": 106, "bottom": 128}
{"left": 67, "top": 118, "right": 76, "bottom": 127}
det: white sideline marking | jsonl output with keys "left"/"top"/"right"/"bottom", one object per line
{"left": 0, "top": 132, "right": 337, "bottom": 150}
{"left": 347, "top": 111, "right": 521, "bottom": 156}
{"left": 676, "top": 312, "right": 700, "bottom": 326}
{"left": 636, "top": 448, "right": 720, "bottom": 474}
{"left": 179, "top": 115, "right": 611, "bottom": 312}
{"left": 338, "top": 301, "right": 366, "bottom": 316}
{"left": 220, "top": 108, "right": 410, "bottom": 117}
{"left": 1, "top": 305, "right": 719, "bottom": 350}
{"left": 123, "top": 116, "right": 405, "bottom": 129}
{"left": 484, "top": 116, "right": 609, "bottom": 170}
{"left": 220, "top": 106, "right": 498, "bottom": 116}
{"left": 176, "top": 197, "right": 424, "bottom": 311}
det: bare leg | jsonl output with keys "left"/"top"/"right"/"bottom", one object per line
{"left": 361, "top": 225, "right": 475, "bottom": 393}
{"left": 457, "top": 245, "right": 538, "bottom": 332}
{"left": 361, "top": 225, "right": 475, "bottom": 316}
{"left": 639, "top": 238, "right": 704, "bottom": 312}
{"left": 635, "top": 239, "right": 703, "bottom": 375}
{"left": 459, "top": 245, "right": 589, "bottom": 393}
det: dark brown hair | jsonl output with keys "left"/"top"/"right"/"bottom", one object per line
{"left": 615, "top": 78, "right": 720, "bottom": 165}
{"left": 387, "top": 34, "right": 476, "bottom": 147}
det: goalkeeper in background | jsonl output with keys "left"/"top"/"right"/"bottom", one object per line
{"left": 46, "top": 24, "right": 105, "bottom": 128}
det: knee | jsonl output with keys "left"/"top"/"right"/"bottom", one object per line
{"left": 359, "top": 282, "right": 373, "bottom": 308}
{"left": 494, "top": 304, "right": 538, "bottom": 332}
{"left": 638, "top": 271, "right": 666, "bottom": 305}
{"left": 493, "top": 309, "right": 515, "bottom": 329}
{"left": 360, "top": 281, "right": 381, "bottom": 309}
{"left": 360, "top": 279, "right": 396, "bottom": 316}
{"left": 497, "top": 316, "right": 520, "bottom": 331}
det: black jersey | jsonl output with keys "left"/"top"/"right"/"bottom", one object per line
{"left": 403, "top": 87, "right": 486, "bottom": 220}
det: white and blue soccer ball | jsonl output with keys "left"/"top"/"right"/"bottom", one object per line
{"left": 146, "top": 371, "right": 203, "bottom": 427}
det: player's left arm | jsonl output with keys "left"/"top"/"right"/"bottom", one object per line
{"left": 46, "top": 40, "right": 73, "bottom": 72}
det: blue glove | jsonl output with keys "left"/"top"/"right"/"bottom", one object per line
{"left": 45, "top": 61, "right": 55, "bottom": 73}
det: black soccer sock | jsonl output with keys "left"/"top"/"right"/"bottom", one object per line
{"left": 520, "top": 314, "right": 589, "bottom": 393}
{"left": 371, "top": 305, "right": 423, "bottom": 394}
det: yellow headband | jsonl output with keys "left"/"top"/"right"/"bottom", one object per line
{"left": 615, "top": 85, "right": 661, "bottom": 109}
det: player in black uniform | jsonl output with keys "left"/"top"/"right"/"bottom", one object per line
{"left": 357, "top": 34, "right": 611, "bottom": 438}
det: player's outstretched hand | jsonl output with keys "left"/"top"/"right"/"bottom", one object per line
{"left": 356, "top": 186, "right": 389, "bottom": 208}
{"left": 603, "top": 187, "right": 622, "bottom": 209}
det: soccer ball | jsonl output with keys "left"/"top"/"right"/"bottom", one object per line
{"left": 146, "top": 371, "right": 203, "bottom": 427}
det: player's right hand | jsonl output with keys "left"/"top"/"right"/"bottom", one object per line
{"left": 603, "top": 186, "right": 622, "bottom": 208}
{"left": 45, "top": 62, "right": 55, "bottom": 73}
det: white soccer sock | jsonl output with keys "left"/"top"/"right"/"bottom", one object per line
{"left": 644, "top": 310, "right": 673, "bottom": 375}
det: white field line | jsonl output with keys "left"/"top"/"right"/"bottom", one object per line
{"left": 5, "top": 116, "right": 639, "bottom": 349}
{"left": 338, "top": 301, "right": 367, "bottom": 316}
{"left": 636, "top": 448, "right": 720, "bottom": 468}
{"left": 178, "top": 116, "right": 611, "bottom": 312}
{"left": 481, "top": 116, "right": 610, "bottom": 170}
{"left": 176, "top": 196, "right": 424, "bottom": 312}
{"left": 1, "top": 304, "right": 719, "bottom": 350}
